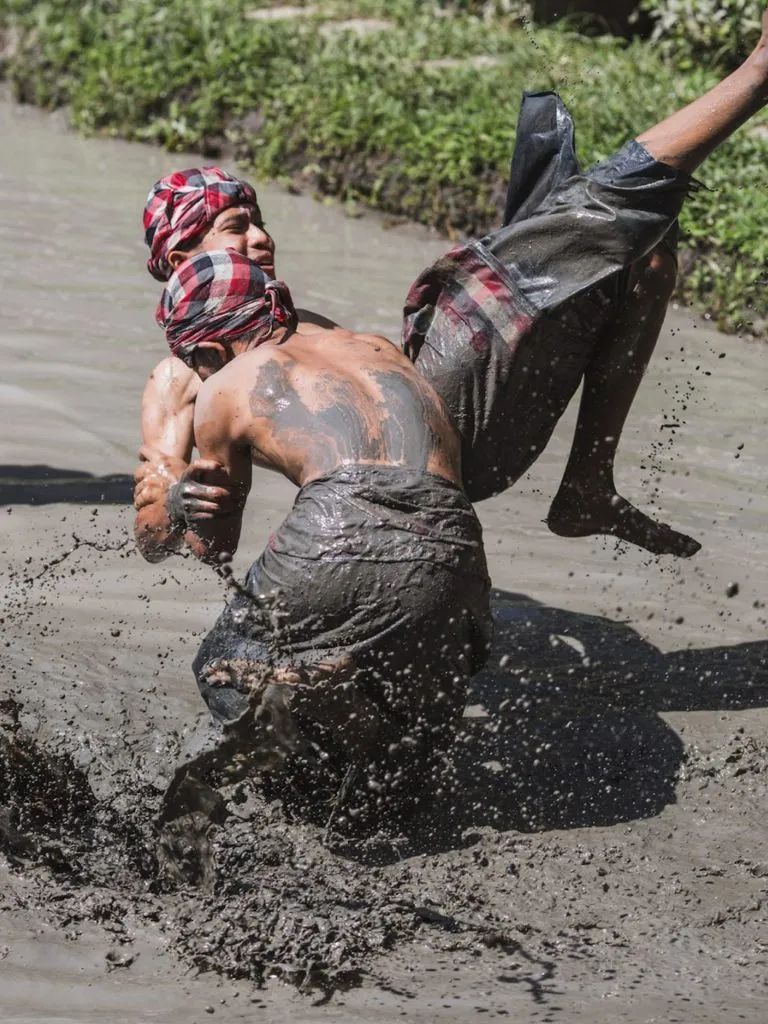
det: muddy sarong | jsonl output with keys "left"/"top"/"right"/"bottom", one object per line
{"left": 403, "top": 91, "right": 696, "bottom": 502}
{"left": 193, "top": 465, "right": 491, "bottom": 760}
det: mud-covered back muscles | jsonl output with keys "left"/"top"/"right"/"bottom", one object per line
{"left": 247, "top": 352, "right": 459, "bottom": 483}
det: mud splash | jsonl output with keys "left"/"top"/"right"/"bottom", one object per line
{"left": 4, "top": 545, "right": 768, "bottom": 1018}
{"left": 0, "top": 694, "right": 553, "bottom": 997}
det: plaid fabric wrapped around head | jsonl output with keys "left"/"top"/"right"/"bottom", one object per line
{"left": 157, "top": 250, "right": 297, "bottom": 361}
{"left": 144, "top": 166, "right": 259, "bottom": 282}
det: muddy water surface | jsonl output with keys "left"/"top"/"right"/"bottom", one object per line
{"left": 1, "top": 95, "right": 768, "bottom": 1022}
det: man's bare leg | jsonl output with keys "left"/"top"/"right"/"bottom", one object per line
{"left": 548, "top": 13, "right": 768, "bottom": 554}
{"left": 548, "top": 245, "right": 700, "bottom": 556}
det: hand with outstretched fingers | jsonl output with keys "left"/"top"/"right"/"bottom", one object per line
{"left": 165, "top": 459, "right": 235, "bottom": 526}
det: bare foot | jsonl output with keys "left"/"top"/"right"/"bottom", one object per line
{"left": 548, "top": 485, "right": 701, "bottom": 558}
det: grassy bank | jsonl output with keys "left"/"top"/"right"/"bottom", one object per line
{"left": 2, "top": 0, "right": 767, "bottom": 333}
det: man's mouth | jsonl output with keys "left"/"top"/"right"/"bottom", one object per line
{"left": 253, "top": 253, "right": 275, "bottom": 276}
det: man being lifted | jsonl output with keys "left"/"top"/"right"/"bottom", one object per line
{"left": 137, "top": 11, "right": 768, "bottom": 559}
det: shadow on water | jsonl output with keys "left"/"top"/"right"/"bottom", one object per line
{"left": 376, "top": 588, "right": 768, "bottom": 858}
{"left": 0, "top": 464, "right": 133, "bottom": 505}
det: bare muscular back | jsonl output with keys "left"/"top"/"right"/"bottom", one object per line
{"left": 195, "top": 323, "right": 462, "bottom": 488}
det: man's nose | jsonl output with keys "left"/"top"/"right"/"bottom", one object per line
{"left": 247, "top": 223, "right": 271, "bottom": 249}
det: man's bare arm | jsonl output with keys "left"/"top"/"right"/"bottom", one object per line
{"left": 140, "top": 355, "right": 199, "bottom": 463}
{"left": 134, "top": 356, "right": 229, "bottom": 562}
{"left": 181, "top": 387, "right": 252, "bottom": 564}
{"left": 135, "top": 456, "right": 235, "bottom": 562}
{"left": 133, "top": 356, "right": 201, "bottom": 560}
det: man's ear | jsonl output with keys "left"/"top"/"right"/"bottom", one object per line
{"left": 167, "top": 248, "right": 188, "bottom": 270}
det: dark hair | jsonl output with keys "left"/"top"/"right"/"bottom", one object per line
{"left": 173, "top": 233, "right": 203, "bottom": 255}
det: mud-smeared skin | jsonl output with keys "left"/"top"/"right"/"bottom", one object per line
{"left": 246, "top": 348, "right": 456, "bottom": 484}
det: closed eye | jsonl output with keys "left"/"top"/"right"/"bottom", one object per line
{"left": 221, "top": 213, "right": 249, "bottom": 233}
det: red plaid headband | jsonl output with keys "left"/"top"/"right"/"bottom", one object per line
{"left": 157, "top": 250, "right": 297, "bottom": 360}
{"left": 143, "top": 166, "right": 259, "bottom": 282}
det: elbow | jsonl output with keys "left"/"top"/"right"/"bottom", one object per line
{"left": 133, "top": 514, "right": 177, "bottom": 563}
{"left": 136, "top": 539, "right": 172, "bottom": 564}
{"left": 187, "top": 532, "right": 240, "bottom": 566}
{"left": 184, "top": 518, "right": 242, "bottom": 565}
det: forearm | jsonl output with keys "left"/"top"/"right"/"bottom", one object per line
{"left": 638, "top": 46, "right": 768, "bottom": 173}
{"left": 183, "top": 513, "right": 243, "bottom": 565}
{"left": 134, "top": 499, "right": 237, "bottom": 565}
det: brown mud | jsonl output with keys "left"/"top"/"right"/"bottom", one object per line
{"left": 1, "top": 94, "right": 768, "bottom": 1021}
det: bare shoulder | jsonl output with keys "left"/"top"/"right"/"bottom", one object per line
{"left": 296, "top": 307, "right": 340, "bottom": 330}
{"left": 347, "top": 330, "right": 411, "bottom": 367}
{"left": 352, "top": 330, "right": 399, "bottom": 350}
{"left": 194, "top": 372, "right": 235, "bottom": 450}
{"left": 295, "top": 319, "right": 397, "bottom": 351}
{"left": 195, "top": 348, "right": 274, "bottom": 416}
{"left": 145, "top": 355, "right": 200, "bottom": 405}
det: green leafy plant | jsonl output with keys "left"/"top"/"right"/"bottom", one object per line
{"left": 2, "top": 0, "right": 766, "bottom": 332}
{"left": 641, "top": 0, "right": 763, "bottom": 69}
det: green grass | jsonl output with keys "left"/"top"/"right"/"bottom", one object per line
{"left": 2, "top": 0, "right": 767, "bottom": 333}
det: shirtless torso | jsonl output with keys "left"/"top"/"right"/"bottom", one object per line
{"left": 135, "top": 320, "right": 461, "bottom": 562}
{"left": 138, "top": 306, "right": 342, "bottom": 466}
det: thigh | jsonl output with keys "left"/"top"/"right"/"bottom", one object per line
{"left": 415, "top": 287, "right": 611, "bottom": 501}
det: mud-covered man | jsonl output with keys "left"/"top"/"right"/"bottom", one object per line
{"left": 138, "top": 249, "right": 491, "bottom": 785}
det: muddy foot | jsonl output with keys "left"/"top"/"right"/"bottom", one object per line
{"left": 548, "top": 487, "right": 701, "bottom": 558}
{"left": 161, "top": 681, "right": 309, "bottom": 812}
{"left": 156, "top": 775, "right": 226, "bottom": 888}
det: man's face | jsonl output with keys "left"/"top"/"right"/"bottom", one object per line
{"left": 170, "top": 203, "right": 276, "bottom": 277}
{"left": 201, "top": 204, "right": 276, "bottom": 277}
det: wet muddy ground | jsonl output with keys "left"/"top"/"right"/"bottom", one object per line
{"left": 1, "top": 95, "right": 767, "bottom": 1021}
